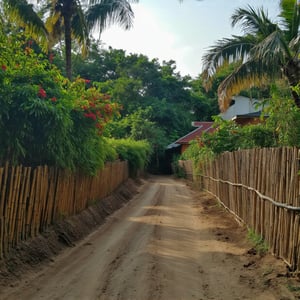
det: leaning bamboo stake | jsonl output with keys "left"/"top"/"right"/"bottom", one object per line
{"left": 0, "top": 162, "right": 9, "bottom": 221}
{"left": 5, "top": 165, "right": 16, "bottom": 251}
{"left": 14, "top": 166, "right": 27, "bottom": 245}
{"left": 0, "top": 167, "right": 4, "bottom": 208}
{"left": 0, "top": 163, "right": 9, "bottom": 255}
{"left": 44, "top": 167, "right": 57, "bottom": 228}
{"left": 32, "top": 167, "right": 42, "bottom": 236}
{"left": 293, "top": 214, "right": 300, "bottom": 270}
{"left": 26, "top": 167, "right": 37, "bottom": 239}
{"left": 0, "top": 216, "right": 4, "bottom": 259}
{"left": 37, "top": 166, "right": 45, "bottom": 232}
{"left": 11, "top": 166, "right": 22, "bottom": 247}
{"left": 20, "top": 167, "right": 31, "bottom": 241}
{"left": 39, "top": 166, "right": 49, "bottom": 231}
{"left": 51, "top": 168, "right": 62, "bottom": 222}
{"left": 15, "top": 167, "right": 25, "bottom": 245}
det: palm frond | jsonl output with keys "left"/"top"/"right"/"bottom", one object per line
{"left": 203, "top": 1, "right": 300, "bottom": 111}
{"left": 72, "top": 2, "right": 90, "bottom": 56}
{"left": 4, "top": 0, "right": 48, "bottom": 37}
{"left": 45, "top": 12, "right": 63, "bottom": 46}
{"left": 202, "top": 35, "right": 257, "bottom": 78}
{"left": 231, "top": 5, "right": 277, "bottom": 37}
{"left": 218, "top": 60, "right": 279, "bottom": 112}
{"left": 289, "top": 34, "right": 300, "bottom": 56}
{"left": 85, "top": 0, "right": 135, "bottom": 33}
{"left": 280, "top": 0, "right": 300, "bottom": 39}
{"left": 252, "top": 30, "right": 293, "bottom": 64}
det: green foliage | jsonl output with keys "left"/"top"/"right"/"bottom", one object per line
{"left": 201, "top": 116, "right": 241, "bottom": 154}
{"left": 202, "top": 1, "right": 300, "bottom": 110}
{"left": 0, "top": 31, "right": 120, "bottom": 174}
{"left": 180, "top": 117, "right": 275, "bottom": 173}
{"left": 180, "top": 140, "right": 215, "bottom": 176}
{"left": 179, "top": 87, "right": 300, "bottom": 176}
{"left": 171, "top": 155, "right": 186, "bottom": 178}
{"left": 107, "top": 138, "right": 151, "bottom": 177}
{"left": 238, "top": 125, "right": 276, "bottom": 149}
{"left": 71, "top": 46, "right": 215, "bottom": 136}
{"left": 265, "top": 87, "right": 300, "bottom": 147}
{"left": 0, "top": 33, "right": 73, "bottom": 166}
{"left": 69, "top": 45, "right": 215, "bottom": 172}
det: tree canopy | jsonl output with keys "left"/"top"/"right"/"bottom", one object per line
{"left": 3, "top": 0, "right": 138, "bottom": 79}
{"left": 202, "top": 0, "right": 300, "bottom": 112}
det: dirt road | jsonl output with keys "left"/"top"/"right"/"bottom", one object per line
{"left": 0, "top": 176, "right": 296, "bottom": 300}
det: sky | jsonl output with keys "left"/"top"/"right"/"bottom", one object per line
{"left": 100, "top": 0, "right": 280, "bottom": 78}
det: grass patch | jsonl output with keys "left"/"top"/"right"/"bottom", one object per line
{"left": 287, "top": 284, "right": 300, "bottom": 292}
{"left": 247, "top": 228, "right": 269, "bottom": 256}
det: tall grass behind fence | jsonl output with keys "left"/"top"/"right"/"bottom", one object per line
{"left": 0, "top": 160, "right": 128, "bottom": 258}
{"left": 200, "top": 147, "right": 300, "bottom": 271}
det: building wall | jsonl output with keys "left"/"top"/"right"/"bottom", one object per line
{"left": 181, "top": 144, "right": 189, "bottom": 154}
{"left": 220, "top": 96, "right": 263, "bottom": 120}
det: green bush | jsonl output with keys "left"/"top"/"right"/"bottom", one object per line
{"left": 180, "top": 140, "right": 215, "bottom": 176}
{"left": 200, "top": 116, "right": 241, "bottom": 154}
{"left": 179, "top": 118, "right": 275, "bottom": 175}
{"left": 107, "top": 138, "right": 151, "bottom": 177}
{"left": 265, "top": 91, "right": 300, "bottom": 147}
{"left": 238, "top": 125, "right": 276, "bottom": 149}
{"left": 0, "top": 32, "right": 120, "bottom": 174}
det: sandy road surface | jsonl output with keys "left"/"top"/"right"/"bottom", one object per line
{"left": 0, "top": 176, "right": 295, "bottom": 300}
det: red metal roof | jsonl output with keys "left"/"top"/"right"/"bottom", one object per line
{"left": 175, "top": 122, "right": 215, "bottom": 145}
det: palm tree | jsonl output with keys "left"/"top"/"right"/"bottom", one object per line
{"left": 3, "top": 0, "right": 138, "bottom": 79}
{"left": 2, "top": 0, "right": 49, "bottom": 47}
{"left": 202, "top": 0, "right": 300, "bottom": 112}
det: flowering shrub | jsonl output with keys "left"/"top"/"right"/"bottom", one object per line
{"left": 0, "top": 31, "right": 120, "bottom": 174}
{"left": 69, "top": 78, "right": 120, "bottom": 135}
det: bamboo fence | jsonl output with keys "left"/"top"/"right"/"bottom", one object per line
{"left": 0, "top": 160, "right": 128, "bottom": 258}
{"left": 197, "top": 147, "right": 300, "bottom": 271}
{"left": 178, "top": 160, "right": 193, "bottom": 180}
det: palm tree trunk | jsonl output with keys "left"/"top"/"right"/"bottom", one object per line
{"left": 64, "top": 6, "right": 73, "bottom": 80}
{"left": 284, "top": 59, "right": 300, "bottom": 108}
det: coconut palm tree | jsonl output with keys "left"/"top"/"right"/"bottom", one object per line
{"left": 202, "top": 0, "right": 300, "bottom": 112}
{"left": 3, "top": 0, "right": 138, "bottom": 79}
{"left": 2, "top": 0, "right": 49, "bottom": 46}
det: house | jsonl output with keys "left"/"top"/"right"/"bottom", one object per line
{"left": 232, "top": 111, "right": 265, "bottom": 126}
{"left": 166, "top": 121, "right": 215, "bottom": 154}
{"left": 220, "top": 95, "right": 266, "bottom": 125}
{"left": 166, "top": 96, "right": 265, "bottom": 162}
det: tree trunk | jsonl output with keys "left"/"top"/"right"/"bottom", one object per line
{"left": 64, "top": 5, "right": 73, "bottom": 80}
{"left": 284, "top": 59, "right": 300, "bottom": 108}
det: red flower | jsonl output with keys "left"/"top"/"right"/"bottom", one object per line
{"left": 84, "top": 79, "right": 91, "bottom": 84}
{"left": 1, "top": 65, "right": 6, "bottom": 71}
{"left": 104, "top": 104, "right": 112, "bottom": 114}
{"left": 84, "top": 112, "right": 96, "bottom": 121}
{"left": 38, "top": 87, "right": 47, "bottom": 98}
{"left": 51, "top": 97, "right": 57, "bottom": 102}
{"left": 49, "top": 53, "right": 54, "bottom": 64}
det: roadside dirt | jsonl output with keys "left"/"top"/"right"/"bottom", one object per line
{"left": 0, "top": 176, "right": 299, "bottom": 300}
